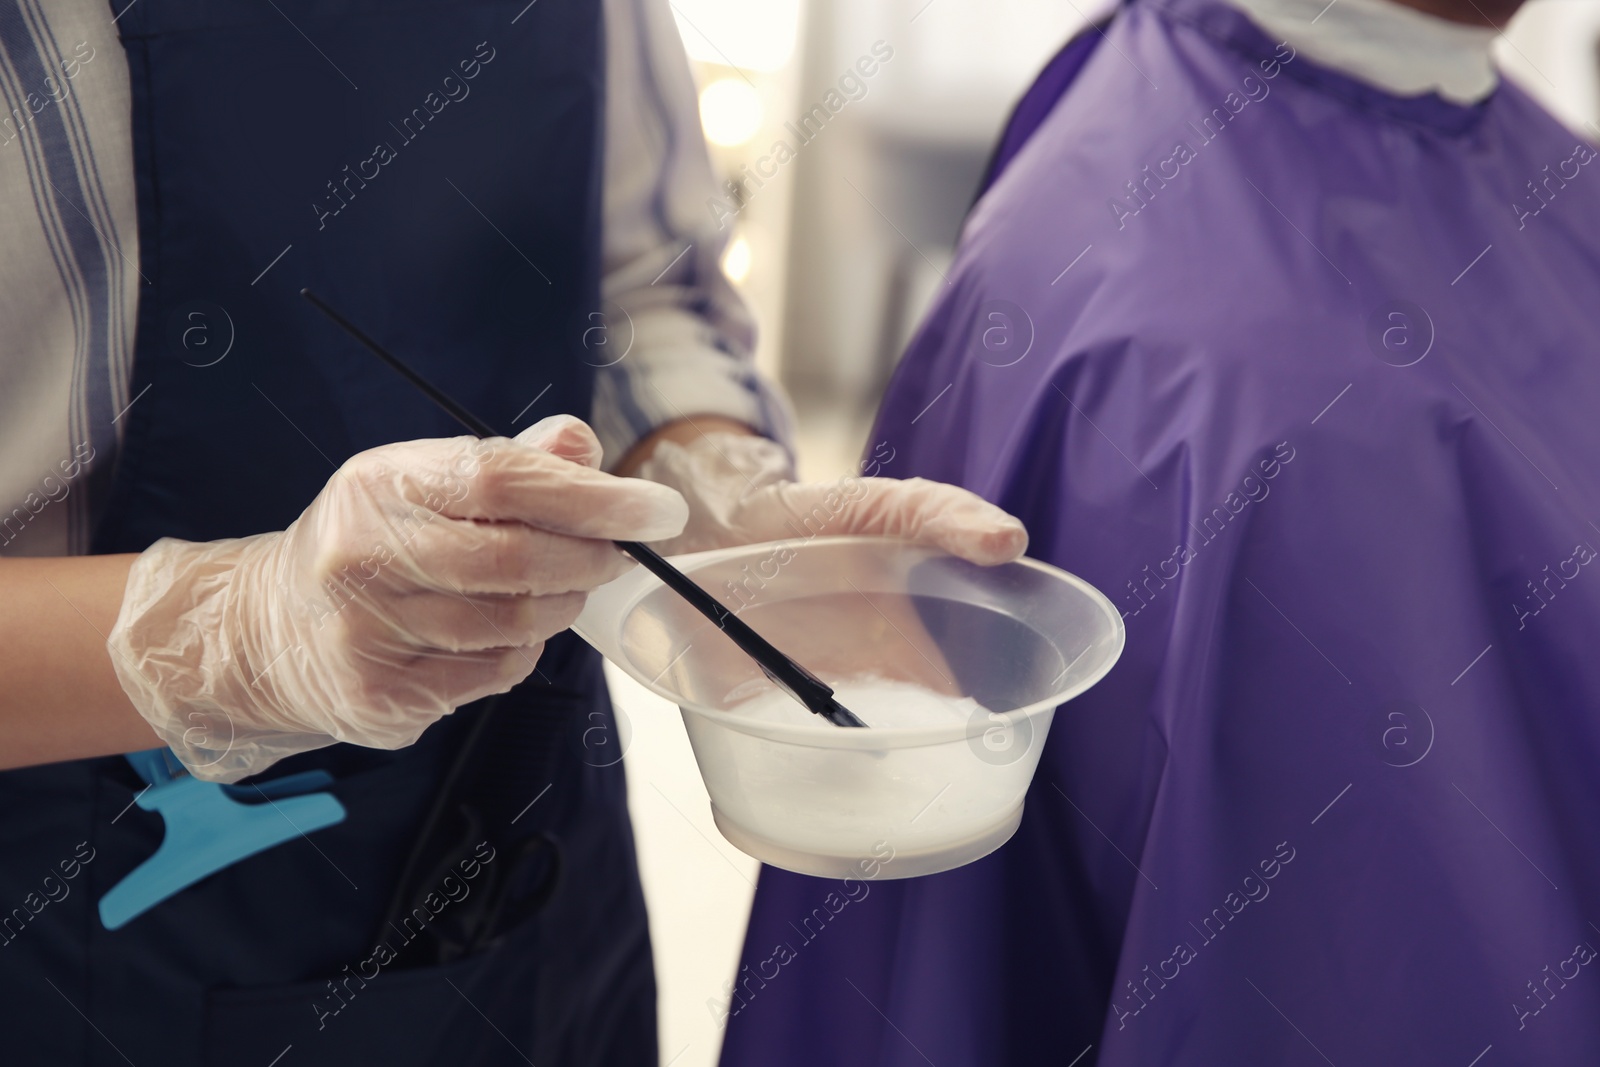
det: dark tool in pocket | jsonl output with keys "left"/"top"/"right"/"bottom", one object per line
{"left": 374, "top": 685, "right": 577, "bottom": 967}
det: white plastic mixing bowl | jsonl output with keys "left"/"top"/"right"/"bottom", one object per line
{"left": 574, "top": 536, "right": 1123, "bottom": 879}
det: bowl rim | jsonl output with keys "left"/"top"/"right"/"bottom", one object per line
{"left": 587, "top": 535, "right": 1127, "bottom": 749}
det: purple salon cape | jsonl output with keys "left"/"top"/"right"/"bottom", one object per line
{"left": 719, "top": 0, "right": 1600, "bottom": 1063}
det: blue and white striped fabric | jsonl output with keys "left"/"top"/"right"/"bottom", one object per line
{"left": 596, "top": 0, "right": 796, "bottom": 466}
{"left": 0, "top": 0, "right": 790, "bottom": 559}
{"left": 0, "top": 0, "right": 134, "bottom": 557}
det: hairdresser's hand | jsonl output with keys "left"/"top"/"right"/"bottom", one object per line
{"left": 630, "top": 430, "right": 1027, "bottom": 563}
{"left": 108, "top": 416, "right": 686, "bottom": 782}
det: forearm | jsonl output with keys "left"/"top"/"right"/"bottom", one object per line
{"left": 0, "top": 554, "right": 161, "bottom": 769}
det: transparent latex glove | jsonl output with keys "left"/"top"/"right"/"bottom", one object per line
{"left": 107, "top": 415, "right": 686, "bottom": 782}
{"left": 631, "top": 431, "right": 1028, "bottom": 564}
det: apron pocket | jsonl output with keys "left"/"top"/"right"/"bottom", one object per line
{"left": 201, "top": 902, "right": 544, "bottom": 1067}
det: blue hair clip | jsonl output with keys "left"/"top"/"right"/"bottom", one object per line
{"left": 99, "top": 749, "right": 347, "bottom": 930}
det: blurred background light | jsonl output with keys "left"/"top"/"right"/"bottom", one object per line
{"left": 720, "top": 233, "right": 752, "bottom": 284}
{"left": 671, "top": 0, "right": 802, "bottom": 72}
{"left": 697, "top": 77, "right": 765, "bottom": 146}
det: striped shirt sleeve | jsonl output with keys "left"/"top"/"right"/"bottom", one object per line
{"left": 591, "top": 0, "right": 795, "bottom": 470}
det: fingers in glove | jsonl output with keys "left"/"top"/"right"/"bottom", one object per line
{"left": 375, "top": 518, "right": 634, "bottom": 595}
{"left": 328, "top": 643, "right": 544, "bottom": 748}
{"left": 351, "top": 437, "right": 686, "bottom": 541}
{"left": 400, "top": 642, "right": 544, "bottom": 705}
{"left": 463, "top": 444, "right": 687, "bottom": 540}
{"left": 409, "top": 441, "right": 684, "bottom": 543}
{"left": 379, "top": 590, "right": 586, "bottom": 653}
{"left": 515, "top": 414, "right": 605, "bottom": 470}
{"left": 915, "top": 490, "right": 1030, "bottom": 565}
{"left": 769, "top": 477, "right": 1029, "bottom": 565}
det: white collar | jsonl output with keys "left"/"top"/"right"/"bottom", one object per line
{"left": 1221, "top": 0, "right": 1500, "bottom": 103}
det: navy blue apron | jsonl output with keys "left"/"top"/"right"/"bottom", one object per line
{"left": 0, "top": 2, "right": 656, "bottom": 1063}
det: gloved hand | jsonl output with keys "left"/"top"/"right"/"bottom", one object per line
{"left": 107, "top": 416, "right": 686, "bottom": 783}
{"left": 630, "top": 431, "right": 1028, "bottom": 564}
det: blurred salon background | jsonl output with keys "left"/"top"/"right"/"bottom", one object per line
{"left": 619, "top": 1, "right": 1600, "bottom": 1063}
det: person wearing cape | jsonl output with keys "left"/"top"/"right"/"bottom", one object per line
{"left": 720, "top": 0, "right": 1600, "bottom": 1062}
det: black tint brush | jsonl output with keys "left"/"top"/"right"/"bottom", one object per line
{"left": 301, "top": 289, "right": 867, "bottom": 729}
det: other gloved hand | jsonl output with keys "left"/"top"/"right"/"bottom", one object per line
{"left": 630, "top": 431, "right": 1028, "bottom": 564}
{"left": 107, "top": 416, "right": 685, "bottom": 782}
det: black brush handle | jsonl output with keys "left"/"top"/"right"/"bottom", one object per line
{"left": 301, "top": 289, "right": 865, "bottom": 728}
{"left": 301, "top": 289, "right": 501, "bottom": 438}
{"left": 616, "top": 540, "right": 865, "bottom": 727}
